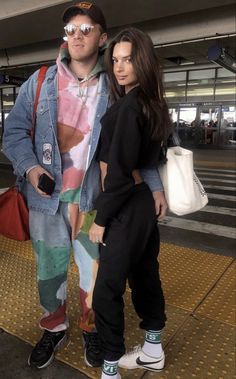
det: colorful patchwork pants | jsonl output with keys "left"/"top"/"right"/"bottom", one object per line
{"left": 29, "top": 202, "right": 99, "bottom": 332}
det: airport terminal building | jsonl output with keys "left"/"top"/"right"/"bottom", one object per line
{"left": 0, "top": 2, "right": 235, "bottom": 379}
{"left": 0, "top": 0, "right": 235, "bottom": 147}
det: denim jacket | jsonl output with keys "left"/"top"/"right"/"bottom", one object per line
{"left": 3, "top": 65, "right": 163, "bottom": 215}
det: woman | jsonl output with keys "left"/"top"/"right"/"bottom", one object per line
{"left": 89, "top": 27, "right": 171, "bottom": 379}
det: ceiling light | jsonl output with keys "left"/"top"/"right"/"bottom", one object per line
{"left": 180, "top": 61, "right": 195, "bottom": 66}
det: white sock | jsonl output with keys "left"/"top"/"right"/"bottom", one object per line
{"left": 142, "top": 330, "right": 163, "bottom": 358}
{"left": 101, "top": 360, "right": 119, "bottom": 379}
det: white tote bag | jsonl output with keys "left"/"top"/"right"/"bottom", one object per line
{"left": 159, "top": 146, "right": 208, "bottom": 216}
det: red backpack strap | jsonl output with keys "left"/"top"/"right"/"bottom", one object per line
{"left": 31, "top": 65, "right": 48, "bottom": 140}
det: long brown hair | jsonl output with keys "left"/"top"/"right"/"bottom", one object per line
{"left": 105, "top": 27, "right": 171, "bottom": 141}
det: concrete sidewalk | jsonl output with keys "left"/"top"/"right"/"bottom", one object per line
{"left": 0, "top": 330, "right": 89, "bottom": 379}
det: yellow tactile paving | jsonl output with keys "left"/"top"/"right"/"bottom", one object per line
{"left": 0, "top": 236, "right": 233, "bottom": 305}
{"left": 0, "top": 248, "right": 98, "bottom": 378}
{"left": 0, "top": 235, "right": 235, "bottom": 379}
{"left": 196, "top": 261, "right": 236, "bottom": 326}
{"left": 159, "top": 243, "right": 233, "bottom": 312}
{"left": 57, "top": 276, "right": 159, "bottom": 379}
{"left": 144, "top": 316, "right": 235, "bottom": 379}
{"left": 0, "top": 235, "right": 79, "bottom": 273}
{"left": 0, "top": 241, "right": 190, "bottom": 379}
{"left": 0, "top": 236, "right": 32, "bottom": 259}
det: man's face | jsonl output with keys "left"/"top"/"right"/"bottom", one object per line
{"left": 65, "top": 14, "right": 107, "bottom": 63}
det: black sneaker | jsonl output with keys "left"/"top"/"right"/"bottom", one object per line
{"left": 82, "top": 331, "right": 104, "bottom": 367}
{"left": 28, "top": 330, "right": 66, "bottom": 369}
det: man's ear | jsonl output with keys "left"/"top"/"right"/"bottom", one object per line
{"left": 99, "top": 33, "right": 108, "bottom": 47}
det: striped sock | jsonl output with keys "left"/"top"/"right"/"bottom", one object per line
{"left": 101, "top": 360, "right": 119, "bottom": 378}
{"left": 142, "top": 330, "right": 163, "bottom": 358}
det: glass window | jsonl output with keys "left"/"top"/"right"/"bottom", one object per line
{"left": 198, "top": 106, "right": 220, "bottom": 145}
{"left": 217, "top": 68, "right": 236, "bottom": 78}
{"left": 189, "top": 69, "right": 215, "bottom": 80}
{"left": 169, "top": 108, "right": 179, "bottom": 123}
{"left": 219, "top": 105, "right": 236, "bottom": 145}
{"left": 179, "top": 107, "right": 197, "bottom": 126}
{"left": 187, "top": 70, "right": 215, "bottom": 101}
{"left": 168, "top": 107, "right": 179, "bottom": 134}
{"left": 199, "top": 107, "right": 220, "bottom": 124}
{"left": 215, "top": 83, "right": 235, "bottom": 100}
{"left": 177, "top": 107, "right": 197, "bottom": 147}
{"left": 221, "top": 106, "right": 236, "bottom": 128}
{"left": 164, "top": 72, "right": 186, "bottom": 102}
{"left": 187, "top": 82, "right": 214, "bottom": 102}
{"left": 215, "top": 70, "right": 235, "bottom": 101}
{"left": 165, "top": 87, "right": 186, "bottom": 102}
{"left": 164, "top": 67, "right": 235, "bottom": 104}
{"left": 2, "top": 87, "right": 14, "bottom": 109}
{"left": 164, "top": 72, "right": 186, "bottom": 82}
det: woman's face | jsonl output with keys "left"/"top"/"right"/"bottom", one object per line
{"left": 112, "top": 41, "right": 138, "bottom": 93}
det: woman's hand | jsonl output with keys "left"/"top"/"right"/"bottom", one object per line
{"left": 89, "top": 222, "right": 106, "bottom": 245}
{"left": 152, "top": 190, "right": 168, "bottom": 219}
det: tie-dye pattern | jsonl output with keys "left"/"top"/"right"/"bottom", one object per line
{"left": 57, "top": 50, "right": 100, "bottom": 204}
{"left": 29, "top": 44, "right": 104, "bottom": 333}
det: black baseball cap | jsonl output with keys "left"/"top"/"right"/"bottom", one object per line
{"left": 62, "top": 2, "right": 107, "bottom": 32}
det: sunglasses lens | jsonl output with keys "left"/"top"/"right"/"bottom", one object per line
{"left": 64, "top": 24, "right": 94, "bottom": 37}
{"left": 80, "top": 24, "right": 93, "bottom": 35}
{"left": 64, "top": 24, "right": 76, "bottom": 36}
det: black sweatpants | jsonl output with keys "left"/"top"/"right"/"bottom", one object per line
{"left": 92, "top": 183, "right": 166, "bottom": 361}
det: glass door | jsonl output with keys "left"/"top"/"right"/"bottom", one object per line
{"left": 220, "top": 105, "right": 236, "bottom": 146}
{"left": 199, "top": 105, "right": 220, "bottom": 145}
{"left": 178, "top": 107, "right": 197, "bottom": 146}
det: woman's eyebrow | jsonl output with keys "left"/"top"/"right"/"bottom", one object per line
{"left": 112, "top": 55, "right": 132, "bottom": 59}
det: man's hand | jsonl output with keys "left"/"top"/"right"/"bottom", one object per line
{"left": 27, "top": 166, "right": 54, "bottom": 197}
{"left": 152, "top": 191, "right": 168, "bottom": 219}
{"left": 89, "top": 222, "right": 106, "bottom": 245}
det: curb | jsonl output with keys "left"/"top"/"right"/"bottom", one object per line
{"left": 194, "top": 160, "right": 236, "bottom": 169}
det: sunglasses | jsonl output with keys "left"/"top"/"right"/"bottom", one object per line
{"left": 64, "top": 23, "right": 95, "bottom": 36}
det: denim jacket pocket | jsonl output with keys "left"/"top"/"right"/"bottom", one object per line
{"left": 36, "top": 100, "right": 51, "bottom": 138}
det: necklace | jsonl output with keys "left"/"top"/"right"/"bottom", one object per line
{"left": 77, "top": 77, "right": 89, "bottom": 106}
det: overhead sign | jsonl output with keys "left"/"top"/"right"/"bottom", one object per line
{"left": 0, "top": 74, "right": 26, "bottom": 86}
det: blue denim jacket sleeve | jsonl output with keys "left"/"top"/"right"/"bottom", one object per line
{"left": 2, "top": 77, "right": 39, "bottom": 177}
{"left": 140, "top": 167, "right": 164, "bottom": 192}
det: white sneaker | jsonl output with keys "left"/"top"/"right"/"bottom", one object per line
{"left": 118, "top": 345, "right": 165, "bottom": 372}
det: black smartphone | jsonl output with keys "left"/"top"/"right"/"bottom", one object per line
{"left": 38, "top": 173, "right": 55, "bottom": 195}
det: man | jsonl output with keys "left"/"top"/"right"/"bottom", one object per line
{"left": 3, "top": 1, "right": 167, "bottom": 370}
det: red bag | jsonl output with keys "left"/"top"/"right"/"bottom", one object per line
{"left": 0, "top": 66, "right": 48, "bottom": 241}
{"left": 0, "top": 187, "right": 29, "bottom": 241}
